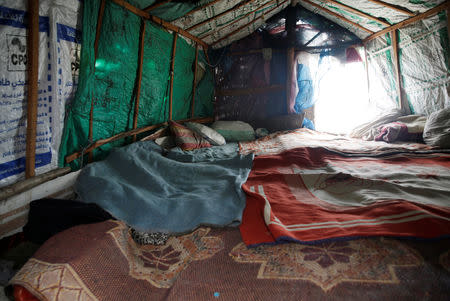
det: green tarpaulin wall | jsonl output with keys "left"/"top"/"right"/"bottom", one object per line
{"left": 59, "top": 0, "right": 214, "bottom": 169}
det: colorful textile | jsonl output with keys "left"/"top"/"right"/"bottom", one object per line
{"left": 240, "top": 147, "right": 450, "bottom": 246}
{"left": 169, "top": 121, "right": 211, "bottom": 150}
{"left": 374, "top": 122, "right": 410, "bottom": 142}
{"left": 10, "top": 221, "right": 450, "bottom": 300}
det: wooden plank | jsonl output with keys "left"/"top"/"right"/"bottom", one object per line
{"left": 132, "top": 21, "right": 146, "bottom": 141}
{"left": 364, "top": 1, "right": 450, "bottom": 42}
{"left": 0, "top": 167, "right": 71, "bottom": 201}
{"left": 169, "top": 33, "right": 178, "bottom": 121}
{"left": 201, "top": 0, "right": 279, "bottom": 40}
{"left": 211, "top": 0, "right": 289, "bottom": 46}
{"left": 321, "top": 0, "right": 391, "bottom": 27}
{"left": 366, "top": 0, "right": 415, "bottom": 16}
{"left": 391, "top": 29, "right": 410, "bottom": 115}
{"left": 186, "top": 0, "right": 257, "bottom": 32}
{"left": 303, "top": 30, "right": 323, "bottom": 47}
{"left": 216, "top": 85, "right": 285, "bottom": 96}
{"left": 301, "top": 0, "right": 374, "bottom": 34}
{"left": 191, "top": 44, "right": 199, "bottom": 118}
{"left": 110, "top": 0, "right": 208, "bottom": 48}
{"left": 88, "top": 0, "right": 106, "bottom": 161}
{"left": 143, "top": 0, "right": 172, "bottom": 12}
{"left": 25, "top": 0, "right": 39, "bottom": 178}
{"left": 65, "top": 117, "right": 214, "bottom": 164}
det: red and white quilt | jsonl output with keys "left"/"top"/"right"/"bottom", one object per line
{"left": 240, "top": 147, "right": 450, "bottom": 246}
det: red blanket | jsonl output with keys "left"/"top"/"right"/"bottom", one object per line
{"left": 240, "top": 147, "right": 450, "bottom": 246}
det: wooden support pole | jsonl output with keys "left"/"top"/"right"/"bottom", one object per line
{"left": 25, "top": 0, "right": 39, "bottom": 178}
{"left": 301, "top": 0, "right": 374, "bottom": 34}
{"left": 169, "top": 33, "right": 178, "bottom": 121}
{"left": 321, "top": 0, "right": 391, "bottom": 27}
{"left": 191, "top": 44, "right": 199, "bottom": 118}
{"left": 366, "top": 0, "right": 415, "bottom": 16}
{"left": 88, "top": 0, "right": 106, "bottom": 161}
{"left": 364, "top": 1, "right": 450, "bottom": 42}
{"left": 65, "top": 117, "right": 214, "bottom": 164}
{"left": 132, "top": 20, "right": 146, "bottom": 142}
{"left": 391, "top": 29, "right": 410, "bottom": 115}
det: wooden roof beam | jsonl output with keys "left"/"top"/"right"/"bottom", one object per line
{"left": 211, "top": 0, "right": 290, "bottom": 47}
{"left": 320, "top": 0, "right": 391, "bottom": 27}
{"left": 143, "top": 0, "right": 172, "bottom": 12}
{"left": 187, "top": 0, "right": 257, "bottom": 32}
{"left": 366, "top": 0, "right": 415, "bottom": 17}
{"left": 183, "top": 0, "right": 223, "bottom": 18}
{"left": 364, "top": 1, "right": 450, "bottom": 42}
{"left": 110, "top": 0, "right": 208, "bottom": 48}
{"left": 301, "top": 0, "right": 374, "bottom": 34}
{"left": 200, "top": 0, "right": 278, "bottom": 40}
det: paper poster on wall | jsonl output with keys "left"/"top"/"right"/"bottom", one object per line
{"left": 0, "top": 0, "right": 81, "bottom": 187}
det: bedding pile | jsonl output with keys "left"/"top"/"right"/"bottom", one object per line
{"left": 76, "top": 141, "right": 253, "bottom": 234}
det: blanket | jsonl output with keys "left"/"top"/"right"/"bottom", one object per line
{"left": 10, "top": 220, "right": 450, "bottom": 301}
{"left": 76, "top": 142, "right": 253, "bottom": 234}
{"left": 240, "top": 147, "right": 450, "bottom": 246}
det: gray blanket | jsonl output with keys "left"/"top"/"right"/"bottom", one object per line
{"left": 75, "top": 141, "right": 253, "bottom": 234}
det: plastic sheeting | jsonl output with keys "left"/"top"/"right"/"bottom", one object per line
{"left": 59, "top": 0, "right": 214, "bottom": 169}
{"left": 0, "top": 0, "right": 81, "bottom": 187}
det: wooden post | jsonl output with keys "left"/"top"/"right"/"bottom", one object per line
{"left": 391, "top": 29, "right": 410, "bottom": 114}
{"left": 191, "top": 43, "right": 199, "bottom": 118}
{"left": 286, "top": 47, "right": 295, "bottom": 114}
{"left": 286, "top": 3, "right": 297, "bottom": 115}
{"left": 363, "top": 45, "right": 371, "bottom": 103}
{"left": 169, "top": 33, "right": 178, "bottom": 121}
{"left": 132, "top": 20, "right": 146, "bottom": 141}
{"left": 25, "top": 0, "right": 39, "bottom": 178}
{"left": 88, "top": 0, "right": 106, "bottom": 161}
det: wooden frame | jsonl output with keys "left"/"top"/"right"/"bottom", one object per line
{"left": 132, "top": 20, "right": 146, "bottom": 141}
{"left": 364, "top": 1, "right": 450, "bottom": 42}
{"left": 25, "top": 0, "right": 39, "bottom": 178}
{"left": 211, "top": 0, "right": 290, "bottom": 47}
{"left": 200, "top": 0, "right": 279, "bottom": 40}
{"left": 390, "top": 29, "right": 410, "bottom": 114}
{"left": 181, "top": 0, "right": 222, "bottom": 18}
{"left": 65, "top": 117, "right": 213, "bottom": 164}
{"left": 320, "top": 0, "right": 390, "bottom": 27}
{"left": 168, "top": 33, "right": 178, "bottom": 121}
{"left": 186, "top": 0, "right": 257, "bottom": 32}
{"left": 301, "top": 0, "right": 374, "bottom": 34}
{"left": 110, "top": 0, "right": 208, "bottom": 48}
{"left": 191, "top": 44, "right": 199, "bottom": 118}
{"left": 366, "top": 0, "right": 415, "bottom": 17}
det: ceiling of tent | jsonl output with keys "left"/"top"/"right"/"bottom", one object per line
{"left": 126, "top": 0, "right": 448, "bottom": 49}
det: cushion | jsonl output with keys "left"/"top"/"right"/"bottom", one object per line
{"left": 169, "top": 121, "right": 211, "bottom": 150}
{"left": 185, "top": 122, "right": 226, "bottom": 146}
{"left": 250, "top": 113, "right": 305, "bottom": 133}
{"left": 211, "top": 121, "right": 255, "bottom": 142}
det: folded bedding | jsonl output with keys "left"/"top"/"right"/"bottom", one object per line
{"left": 75, "top": 141, "right": 253, "bottom": 234}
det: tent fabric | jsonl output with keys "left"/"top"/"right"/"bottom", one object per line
{"left": 59, "top": 0, "right": 214, "bottom": 168}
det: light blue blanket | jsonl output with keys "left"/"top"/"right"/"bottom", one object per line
{"left": 75, "top": 141, "right": 253, "bottom": 234}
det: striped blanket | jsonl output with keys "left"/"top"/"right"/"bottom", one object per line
{"left": 240, "top": 147, "right": 450, "bottom": 246}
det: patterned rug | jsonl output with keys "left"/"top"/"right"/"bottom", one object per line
{"left": 10, "top": 221, "right": 450, "bottom": 300}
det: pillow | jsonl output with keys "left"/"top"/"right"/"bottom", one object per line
{"left": 169, "top": 121, "right": 211, "bottom": 150}
{"left": 250, "top": 113, "right": 305, "bottom": 133}
{"left": 185, "top": 122, "right": 226, "bottom": 146}
{"left": 211, "top": 121, "right": 255, "bottom": 142}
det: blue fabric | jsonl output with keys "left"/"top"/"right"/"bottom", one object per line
{"left": 295, "top": 64, "right": 314, "bottom": 113}
{"left": 302, "top": 117, "right": 315, "bottom": 130}
{"left": 75, "top": 141, "right": 253, "bottom": 234}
